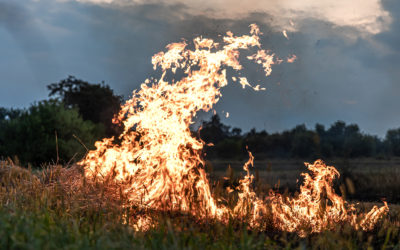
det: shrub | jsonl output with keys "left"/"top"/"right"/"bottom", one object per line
{"left": 0, "top": 100, "right": 103, "bottom": 166}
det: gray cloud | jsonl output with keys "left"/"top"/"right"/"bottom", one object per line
{"left": 0, "top": 1, "right": 60, "bottom": 106}
{"left": 78, "top": 3, "right": 398, "bottom": 136}
{"left": 1, "top": 0, "right": 399, "bottom": 137}
{"left": 75, "top": 0, "right": 392, "bottom": 35}
{"left": 0, "top": 1, "right": 59, "bottom": 76}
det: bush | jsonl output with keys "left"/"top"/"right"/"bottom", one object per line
{"left": 48, "top": 76, "right": 122, "bottom": 137}
{"left": 0, "top": 100, "right": 103, "bottom": 166}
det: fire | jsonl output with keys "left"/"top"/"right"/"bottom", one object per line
{"left": 269, "top": 160, "right": 389, "bottom": 236}
{"left": 79, "top": 24, "right": 388, "bottom": 235}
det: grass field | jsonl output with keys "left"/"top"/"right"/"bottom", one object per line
{"left": 1, "top": 159, "right": 400, "bottom": 249}
{"left": 209, "top": 158, "right": 400, "bottom": 203}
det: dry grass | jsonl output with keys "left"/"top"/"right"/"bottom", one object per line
{"left": 209, "top": 158, "right": 400, "bottom": 203}
{"left": 0, "top": 159, "right": 400, "bottom": 249}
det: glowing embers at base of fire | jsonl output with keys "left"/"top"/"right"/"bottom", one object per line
{"left": 79, "top": 24, "right": 388, "bottom": 236}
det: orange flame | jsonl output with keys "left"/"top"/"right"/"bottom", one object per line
{"left": 269, "top": 160, "right": 389, "bottom": 236}
{"left": 79, "top": 24, "right": 388, "bottom": 235}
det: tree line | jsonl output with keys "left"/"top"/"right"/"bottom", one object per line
{"left": 200, "top": 114, "right": 400, "bottom": 160}
{"left": 1, "top": 76, "right": 400, "bottom": 166}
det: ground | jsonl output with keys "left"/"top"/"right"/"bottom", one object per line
{"left": 0, "top": 159, "right": 399, "bottom": 249}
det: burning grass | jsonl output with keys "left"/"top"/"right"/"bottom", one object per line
{"left": 0, "top": 160, "right": 399, "bottom": 249}
{"left": 76, "top": 24, "right": 387, "bottom": 233}
{"left": 0, "top": 25, "right": 394, "bottom": 248}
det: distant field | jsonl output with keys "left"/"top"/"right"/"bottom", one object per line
{"left": 208, "top": 158, "right": 400, "bottom": 203}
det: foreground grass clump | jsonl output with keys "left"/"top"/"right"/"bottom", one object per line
{"left": 0, "top": 161, "right": 399, "bottom": 249}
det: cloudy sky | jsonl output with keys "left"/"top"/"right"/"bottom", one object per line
{"left": 0, "top": 0, "right": 399, "bottom": 137}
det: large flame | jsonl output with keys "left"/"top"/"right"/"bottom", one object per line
{"left": 79, "top": 24, "right": 388, "bottom": 235}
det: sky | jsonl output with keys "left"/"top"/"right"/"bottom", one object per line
{"left": 0, "top": 0, "right": 399, "bottom": 137}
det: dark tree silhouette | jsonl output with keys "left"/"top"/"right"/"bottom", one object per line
{"left": 48, "top": 76, "right": 122, "bottom": 137}
{"left": 200, "top": 115, "right": 231, "bottom": 144}
{"left": 386, "top": 128, "right": 400, "bottom": 156}
{"left": 0, "top": 107, "right": 22, "bottom": 120}
{"left": 0, "top": 100, "right": 102, "bottom": 166}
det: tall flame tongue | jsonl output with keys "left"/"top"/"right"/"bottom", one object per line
{"left": 80, "top": 24, "right": 269, "bottom": 219}
{"left": 79, "top": 24, "right": 388, "bottom": 235}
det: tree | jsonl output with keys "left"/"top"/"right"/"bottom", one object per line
{"left": 385, "top": 128, "right": 400, "bottom": 156}
{"left": 245, "top": 129, "right": 270, "bottom": 159}
{"left": 0, "top": 107, "right": 22, "bottom": 120}
{"left": 200, "top": 115, "right": 231, "bottom": 144}
{"left": 0, "top": 100, "right": 103, "bottom": 166}
{"left": 290, "top": 124, "right": 318, "bottom": 158}
{"left": 326, "top": 121, "right": 346, "bottom": 156}
{"left": 48, "top": 76, "right": 122, "bottom": 137}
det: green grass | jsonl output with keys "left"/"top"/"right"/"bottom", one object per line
{"left": 1, "top": 205, "right": 399, "bottom": 249}
{"left": 1, "top": 161, "right": 400, "bottom": 249}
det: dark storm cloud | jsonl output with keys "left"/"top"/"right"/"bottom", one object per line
{"left": 78, "top": 3, "right": 389, "bottom": 134}
{"left": 0, "top": 1, "right": 58, "bottom": 80}
{"left": 0, "top": 1, "right": 60, "bottom": 107}
{"left": 376, "top": 0, "right": 400, "bottom": 52}
{"left": 1, "top": 0, "right": 399, "bottom": 137}
{"left": 334, "top": 0, "right": 400, "bottom": 134}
